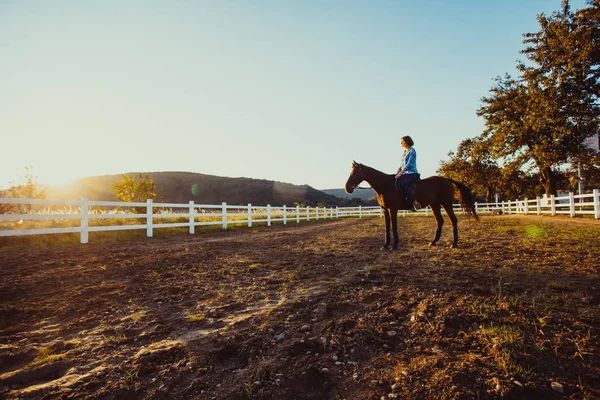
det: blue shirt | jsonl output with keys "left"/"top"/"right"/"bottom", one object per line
{"left": 402, "top": 147, "right": 419, "bottom": 174}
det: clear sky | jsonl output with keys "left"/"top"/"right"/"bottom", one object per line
{"left": 0, "top": 0, "right": 589, "bottom": 191}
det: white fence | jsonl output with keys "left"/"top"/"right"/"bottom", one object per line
{"left": 1, "top": 189, "right": 598, "bottom": 243}
{"left": 473, "top": 189, "right": 600, "bottom": 219}
{"left": 0, "top": 197, "right": 383, "bottom": 243}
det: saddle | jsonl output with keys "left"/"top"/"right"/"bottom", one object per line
{"left": 394, "top": 174, "right": 421, "bottom": 195}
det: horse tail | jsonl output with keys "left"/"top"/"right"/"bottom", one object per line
{"left": 448, "top": 179, "right": 479, "bottom": 221}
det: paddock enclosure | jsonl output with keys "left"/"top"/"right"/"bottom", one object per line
{"left": 1, "top": 215, "right": 599, "bottom": 399}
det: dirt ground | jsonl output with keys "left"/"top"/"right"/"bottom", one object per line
{"left": 0, "top": 215, "right": 599, "bottom": 400}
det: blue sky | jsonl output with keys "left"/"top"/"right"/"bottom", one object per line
{"left": 0, "top": 0, "right": 588, "bottom": 191}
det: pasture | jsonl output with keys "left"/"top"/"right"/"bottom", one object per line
{"left": 0, "top": 215, "right": 598, "bottom": 399}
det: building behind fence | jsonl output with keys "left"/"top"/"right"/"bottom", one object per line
{"left": 1, "top": 189, "right": 599, "bottom": 243}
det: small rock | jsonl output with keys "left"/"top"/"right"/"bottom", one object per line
{"left": 335, "top": 361, "right": 342, "bottom": 365}
{"left": 300, "top": 325, "right": 311, "bottom": 332}
{"left": 332, "top": 355, "right": 338, "bottom": 361}
{"left": 321, "top": 368, "right": 329, "bottom": 373}
{"left": 551, "top": 382, "right": 564, "bottom": 394}
{"left": 274, "top": 333, "right": 285, "bottom": 340}
{"left": 387, "top": 331, "right": 397, "bottom": 337}
{"left": 388, "top": 394, "right": 398, "bottom": 399}
{"left": 513, "top": 380, "right": 524, "bottom": 389}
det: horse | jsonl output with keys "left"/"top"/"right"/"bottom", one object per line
{"left": 344, "top": 161, "right": 479, "bottom": 249}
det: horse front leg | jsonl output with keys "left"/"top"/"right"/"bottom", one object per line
{"left": 448, "top": 213, "right": 458, "bottom": 249}
{"left": 391, "top": 209, "right": 399, "bottom": 250}
{"left": 381, "top": 209, "right": 391, "bottom": 251}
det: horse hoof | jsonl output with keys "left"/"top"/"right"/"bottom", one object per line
{"left": 391, "top": 246, "right": 398, "bottom": 251}
{"left": 380, "top": 246, "right": 390, "bottom": 251}
{"left": 429, "top": 242, "right": 437, "bottom": 247}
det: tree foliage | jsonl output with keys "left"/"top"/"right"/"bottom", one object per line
{"left": 474, "top": 0, "right": 600, "bottom": 196}
{"left": 0, "top": 166, "right": 47, "bottom": 214}
{"left": 111, "top": 174, "right": 157, "bottom": 213}
{"left": 438, "top": 138, "right": 501, "bottom": 202}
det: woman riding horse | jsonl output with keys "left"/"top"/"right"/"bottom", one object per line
{"left": 345, "top": 161, "right": 478, "bottom": 249}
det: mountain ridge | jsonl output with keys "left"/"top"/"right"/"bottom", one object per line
{"left": 36, "top": 171, "right": 376, "bottom": 207}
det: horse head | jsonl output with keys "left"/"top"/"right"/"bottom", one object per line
{"left": 345, "top": 161, "right": 365, "bottom": 194}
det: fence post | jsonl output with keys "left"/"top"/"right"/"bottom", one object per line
{"left": 524, "top": 198, "right": 528, "bottom": 215}
{"left": 80, "top": 197, "right": 89, "bottom": 244}
{"left": 316, "top": 206, "right": 319, "bottom": 221}
{"left": 594, "top": 189, "right": 600, "bottom": 219}
{"left": 502, "top": 201, "right": 505, "bottom": 213}
{"left": 359, "top": 205, "right": 362, "bottom": 218}
{"left": 146, "top": 199, "right": 153, "bottom": 237}
{"left": 296, "top": 205, "right": 300, "bottom": 223}
{"left": 306, "top": 206, "right": 310, "bottom": 221}
{"left": 189, "top": 201, "right": 195, "bottom": 234}
{"left": 248, "top": 204, "right": 252, "bottom": 227}
{"left": 336, "top": 206, "right": 339, "bottom": 218}
{"left": 550, "top": 195, "right": 556, "bottom": 216}
{"left": 474, "top": 202, "right": 478, "bottom": 215}
{"left": 267, "top": 204, "right": 271, "bottom": 226}
{"left": 283, "top": 205, "right": 287, "bottom": 225}
{"left": 222, "top": 202, "right": 227, "bottom": 230}
{"left": 569, "top": 192, "right": 575, "bottom": 217}
{"left": 536, "top": 196, "right": 541, "bottom": 215}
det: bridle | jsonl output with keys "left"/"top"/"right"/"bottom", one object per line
{"left": 348, "top": 163, "right": 372, "bottom": 191}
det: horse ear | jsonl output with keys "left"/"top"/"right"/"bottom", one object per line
{"left": 352, "top": 161, "right": 358, "bottom": 167}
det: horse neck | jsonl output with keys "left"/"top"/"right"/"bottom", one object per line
{"left": 362, "top": 166, "right": 392, "bottom": 194}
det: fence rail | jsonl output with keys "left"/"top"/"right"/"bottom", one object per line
{"left": 1, "top": 189, "right": 598, "bottom": 243}
{"left": 0, "top": 198, "right": 384, "bottom": 243}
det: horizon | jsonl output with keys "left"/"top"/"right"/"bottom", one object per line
{"left": 0, "top": 0, "right": 588, "bottom": 191}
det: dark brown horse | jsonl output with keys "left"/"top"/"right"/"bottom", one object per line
{"left": 345, "top": 161, "right": 478, "bottom": 249}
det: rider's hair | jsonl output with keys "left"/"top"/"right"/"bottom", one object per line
{"left": 401, "top": 136, "right": 414, "bottom": 147}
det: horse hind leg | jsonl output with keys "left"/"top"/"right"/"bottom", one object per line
{"left": 444, "top": 206, "right": 459, "bottom": 248}
{"left": 430, "top": 204, "right": 444, "bottom": 246}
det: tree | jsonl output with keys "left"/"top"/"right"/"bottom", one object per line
{"left": 1, "top": 166, "right": 47, "bottom": 213}
{"left": 438, "top": 138, "right": 501, "bottom": 202}
{"left": 477, "top": 0, "right": 600, "bottom": 196}
{"left": 111, "top": 174, "right": 157, "bottom": 213}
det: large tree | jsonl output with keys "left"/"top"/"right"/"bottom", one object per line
{"left": 477, "top": 0, "right": 600, "bottom": 196}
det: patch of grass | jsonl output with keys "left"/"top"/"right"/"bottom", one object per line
{"left": 481, "top": 323, "right": 524, "bottom": 346}
{"left": 188, "top": 313, "right": 207, "bottom": 323}
{"left": 102, "top": 330, "right": 127, "bottom": 345}
{"left": 248, "top": 263, "right": 262, "bottom": 272}
{"left": 30, "top": 348, "right": 67, "bottom": 367}
{"left": 130, "top": 311, "right": 148, "bottom": 322}
{"left": 524, "top": 225, "right": 547, "bottom": 239}
{"left": 286, "top": 271, "right": 299, "bottom": 281}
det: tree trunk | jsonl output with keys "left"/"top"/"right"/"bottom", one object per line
{"left": 540, "top": 166, "right": 558, "bottom": 197}
{"left": 486, "top": 187, "right": 495, "bottom": 203}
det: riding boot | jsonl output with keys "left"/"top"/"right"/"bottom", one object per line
{"left": 406, "top": 186, "right": 421, "bottom": 211}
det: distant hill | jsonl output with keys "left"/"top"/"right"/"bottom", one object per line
{"left": 322, "top": 188, "right": 377, "bottom": 202}
{"left": 39, "top": 171, "right": 372, "bottom": 207}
